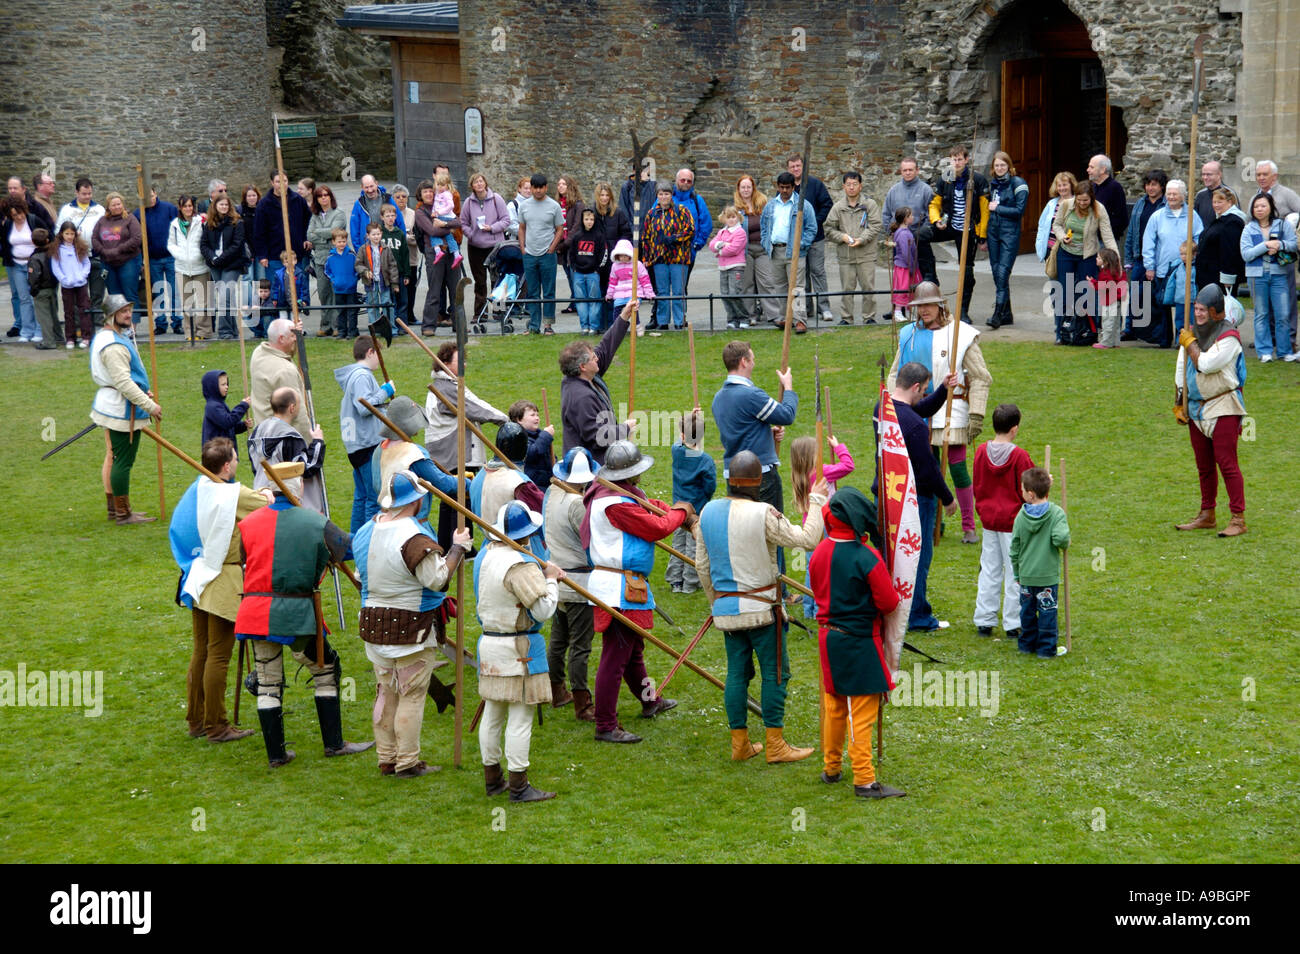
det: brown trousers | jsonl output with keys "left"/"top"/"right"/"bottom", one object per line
{"left": 187, "top": 608, "right": 237, "bottom": 737}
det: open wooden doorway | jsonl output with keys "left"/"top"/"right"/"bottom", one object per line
{"left": 993, "top": 1, "right": 1125, "bottom": 253}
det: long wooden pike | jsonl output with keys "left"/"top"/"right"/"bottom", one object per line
{"left": 272, "top": 115, "right": 303, "bottom": 329}
{"left": 687, "top": 322, "right": 699, "bottom": 409}
{"left": 394, "top": 316, "right": 436, "bottom": 362}
{"left": 592, "top": 474, "right": 813, "bottom": 598}
{"left": 135, "top": 159, "right": 166, "bottom": 520}
{"left": 1182, "top": 35, "right": 1208, "bottom": 419}
{"left": 935, "top": 130, "right": 978, "bottom": 545}
{"left": 418, "top": 477, "right": 741, "bottom": 702}
{"left": 541, "top": 386, "right": 556, "bottom": 466}
{"left": 781, "top": 128, "right": 814, "bottom": 372}
{"left": 1060, "top": 456, "right": 1071, "bottom": 653}
{"left": 628, "top": 131, "right": 656, "bottom": 417}
{"left": 452, "top": 288, "right": 469, "bottom": 768}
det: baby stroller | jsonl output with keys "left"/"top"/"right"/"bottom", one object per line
{"left": 476, "top": 243, "right": 524, "bottom": 335}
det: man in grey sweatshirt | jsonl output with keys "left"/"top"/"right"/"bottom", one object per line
{"left": 882, "top": 158, "right": 936, "bottom": 282}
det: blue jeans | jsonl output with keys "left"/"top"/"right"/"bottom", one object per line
{"left": 653, "top": 262, "right": 687, "bottom": 327}
{"left": 106, "top": 256, "right": 143, "bottom": 321}
{"left": 572, "top": 270, "right": 602, "bottom": 331}
{"left": 1251, "top": 270, "right": 1295, "bottom": 358}
{"left": 908, "top": 494, "right": 940, "bottom": 631}
{"left": 523, "top": 252, "right": 557, "bottom": 330}
{"left": 149, "top": 257, "right": 180, "bottom": 329}
{"left": 7, "top": 265, "right": 38, "bottom": 337}
{"left": 350, "top": 445, "right": 380, "bottom": 533}
{"left": 1019, "top": 584, "right": 1059, "bottom": 657}
{"left": 365, "top": 285, "right": 393, "bottom": 331}
{"left": 986, "top": 226, "right": 1019, "bottom": 308}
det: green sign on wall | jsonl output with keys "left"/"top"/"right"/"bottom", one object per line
{"left": 278, "top": 122, "right": 318, "bottom": 140}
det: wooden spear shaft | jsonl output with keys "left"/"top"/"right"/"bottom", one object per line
{"left": 272, "top": 116, "right": 302, "bottom": 328}
{"left": 372, "top": 331, "right": 391, "bottom": 386}
{"left": 935, "top": 147, "right": 978, "bottom": 545}
{"left": 687, "top": 322, "right": 699, "bottom": 409}
{"left": 781, "top": 129, "right": 814, "bottom": 373}
{"left": 135, "top": 162, "right": 166, "bottom": 519}
{"left": 541, "top": 386, "right": 556, "bottom": 466}
{"left": 1182, "top": 36, "right": 1207, "bottom": 419}
{"left": 1060, "top": 456, "right": 1071, "bottom": 653}
{"left": 417, "top": 477, "right": 735, "bottom": 697}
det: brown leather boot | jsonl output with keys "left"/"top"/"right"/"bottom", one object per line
{"left": 765, "top": 727, "right": 814, "bottom": 763}
{"left": 106, "top": 492, "right": 117, "bottom": 521}
{"left": 1175, "top": 508, "right": 1216, "bottom": 531}
{"left": 550, "top": 678, "right": 573, "bottom": 708}
{"left": 114, "top": 496, "right": 156, "bottom": 525}
{"left": 484, "top": 762, "right": 507, "bottom": 796}
{"left": 1218, "top": 513, "right": 1247, "bottom": 537}
{"left": 508, "top": 769, "right": 556, "bottom": 802}
{"left": 571, "top": 689, "right": 596, "bottom": 722}
{"left": 730, "top": 728, "right": 764, "bottom": 761}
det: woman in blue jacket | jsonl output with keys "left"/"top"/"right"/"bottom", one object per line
{"left": 1142, "top": 180, "right": 1202, "bottom": 348}
{"left": 985, "top": 151, "right": 1029, "bottom": 329}
{"left": 1239, "top": 193, "right": 1299, "bottom": 362}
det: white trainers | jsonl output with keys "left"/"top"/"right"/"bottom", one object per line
{"left": 65, "top": 340, "right": 75, "bottom": 349}
{"left": 1283, "top": 353, "right": 1300, "bottom": 363}
{"left": 1260, "top": 355, "right": 1274, "bottom": 363}
{"left": 936, "top": 620, "right": 951, "bottom": 630}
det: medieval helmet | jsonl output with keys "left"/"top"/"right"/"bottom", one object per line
{"left": 101, "top": 293, "right": 132, "bottom": 321}
{"left": 908, "top": 281, "right": 946, "bottom": 307}
{"left": 496, "top": 501, "right": 543, "bottom": 540}
{"left": 727, "top": 450, "right": 763, "bottom": 491}
{"left": 495, "top": 421, "right": 528, "bottom": 464}
{"left": 600, "top": 440, "right": 654, "bottom": 481}
{"left": 381, "top": 396, "right": 428, "bottom": 442}
{"left": 554, "top": 446, "right": 599, "bottom": 484}
{"left": 385, "top": 470, "right": 427, "bottom": 509}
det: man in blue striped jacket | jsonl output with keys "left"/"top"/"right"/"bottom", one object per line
{"left": 710, "top": 340, "right": 798, "bottom": 575}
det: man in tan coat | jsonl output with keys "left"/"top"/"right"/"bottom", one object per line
{"left": 249, "top": 316, "right": 312, "bottom": 437}
{"left": 825, "top": 172, "right": 882, "bottom": 325}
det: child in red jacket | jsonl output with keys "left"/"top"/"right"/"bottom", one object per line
{"left": 972, "top": 403, "right": 1036, "bottom": 640}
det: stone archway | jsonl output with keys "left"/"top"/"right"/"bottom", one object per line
{"left": 973, "top": 0, "right": 1127, "bottom": 252}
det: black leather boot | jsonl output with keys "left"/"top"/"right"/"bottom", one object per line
{"left": 257, "top": 707, "right": 295, "bottom": 767}
{"left": 316, "top": 696, "right": 375, "bottom": 756}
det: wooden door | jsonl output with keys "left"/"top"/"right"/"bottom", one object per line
{"left": 1002, "top": 58, "right": 1048, "bottom": 255}
{"left": 395, "top": 39, "right": 464, "bottom": 189}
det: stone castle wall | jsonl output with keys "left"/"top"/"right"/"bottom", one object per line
{"left": 458, "top": 0, "right": 1243, "bottom": 208}
{"left": 0, "top": 0, "right": 273, "bottom": 201}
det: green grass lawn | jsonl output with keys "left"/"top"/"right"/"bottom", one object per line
{"left": 0, "top": 326, "right": 1296, "bottom": 863}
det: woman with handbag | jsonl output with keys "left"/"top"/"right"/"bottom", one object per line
{"left": 1141, "top": 180, "right": 1203, "bottom": 349}
{"left": 1051, "top": 180, "right": 1118, "bottom": 345}
{"left": 1240, "top": 192, "right": 1299, "bottom": 362}
{"left": 1036, "top": 172, "right": 1077, "bottom": 263}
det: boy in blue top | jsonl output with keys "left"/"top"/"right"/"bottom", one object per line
{"left": 199, "top": 369, "right": 251, "bottom": 450}
{"left": 508, "top": 399, "right": 556, "bottom": 491}
{"left": 666, "top": 409, "right": 717, "bottom": 594}
{"left": 332, "top": 335, "right": 396, "bottom": 532}
{"left": 324, "top": 228, "right": 359, "bottom": 338}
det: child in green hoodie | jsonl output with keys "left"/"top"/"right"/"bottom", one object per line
{"left": 1010, "top": 467, "right": 1070, "bottom": 658}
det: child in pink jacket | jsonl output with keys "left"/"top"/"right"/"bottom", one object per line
{"left": 791, "top": 433, "right": 856, "bottom": 617}
{"left": 605, "top": 238, "right": 655, "bottom": 310}
{"left": 710, "top": 205, "right": 749, "bottom": 328}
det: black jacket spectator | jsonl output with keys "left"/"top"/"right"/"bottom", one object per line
{"left": 1093, "top": 176, "right": 1129, "bottom": 244}
{"left": 798, "top": 175, "right": 834, "bottom": 242}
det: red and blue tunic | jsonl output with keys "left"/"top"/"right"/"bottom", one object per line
{"left": 809, "top": 513, "right": 900, "bottom": 696}
{"left": 235, "top": 499, "right": 332, "bottom": 644}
